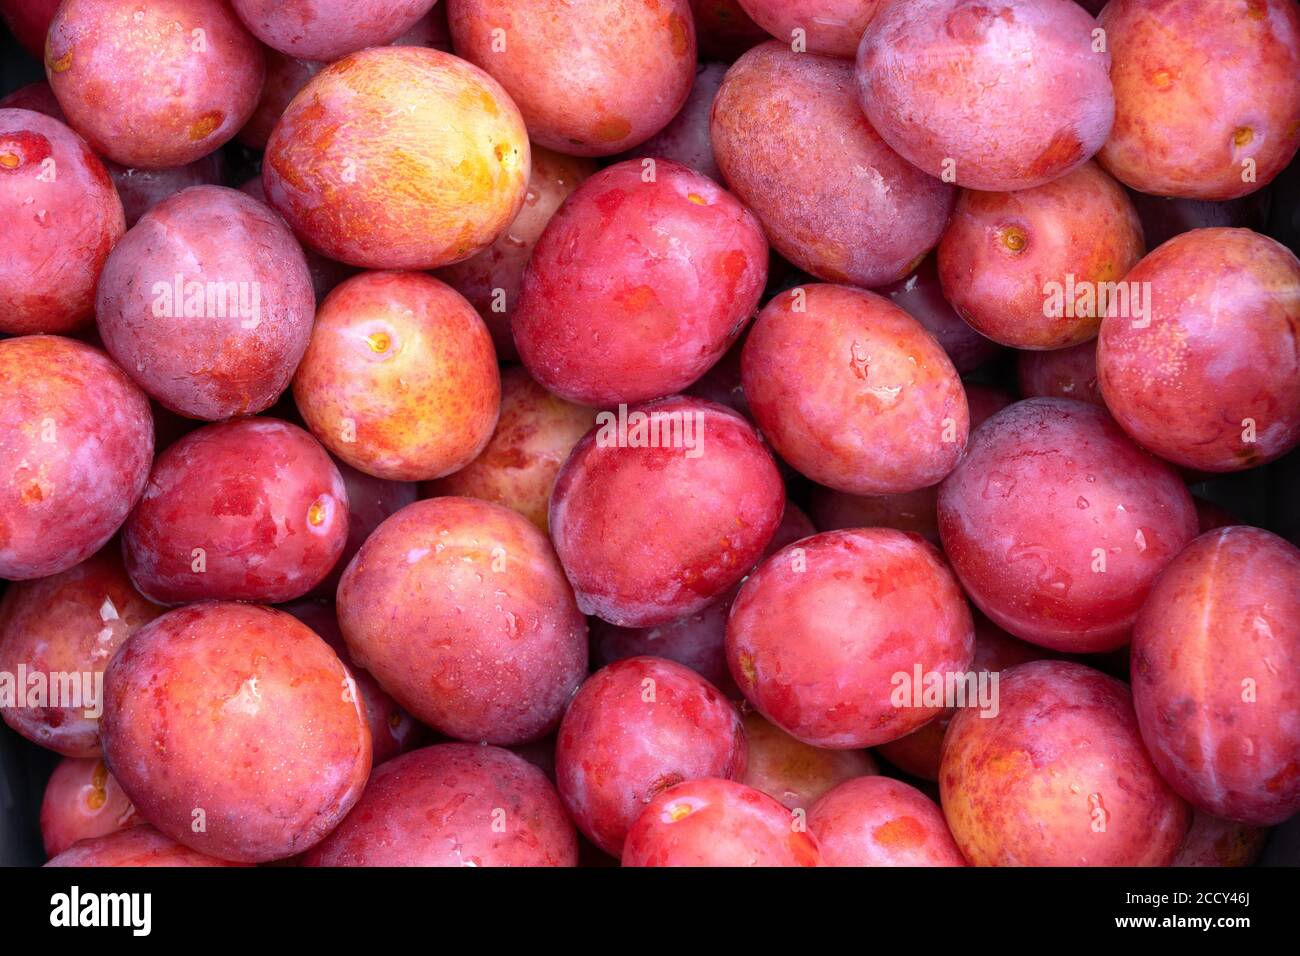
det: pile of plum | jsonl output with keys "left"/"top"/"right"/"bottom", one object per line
{"left": 1, "top": 0, "right": 1298, "bottom": 867}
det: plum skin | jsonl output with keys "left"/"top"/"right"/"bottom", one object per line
{"left": 99, "top": 602, "right": 372, "bottom": 863}
{"left": 45, "top": 0, "right": 265, "bottom": 169}
{"left": 425, "top": 366, "right": 596, "bottom": 534}
{"left": 741, "top": 711, "right": 878, "bottom": 812}
{"left": 512, "top": 158, "right": 770, "bottom": 407}
{"left": 95, "top": 185, "right": 316, "bottom": 421}
{"left": 1017, "top": 340, "right": 1103, "bottom": 406}
{"left": 1096, "top": 228, "right": 1300, "bottom": 472}
{"left": 712, "top": 42, "right": 955, "bottom": 288}
{"left": 0, "top": 336, "right": 154, "bottom": 581}
{"left": 40, "top": 757, "right": 142, "bottom": 858}
{"left": 875, "top": 618, "right": 1050, "bottom": 781}
{"left": 690, "top": 0, "right": 769, "bottom": 61}
{"left": 621, "top": 62, "right": 727, "bottom": 182}
{"left": 0, "top": 107, "right": 125, "bottom": 335}
{"left": 447, "top": 0, "right": 697, "bottom": 157}
{"left": 121, "top": 418, "right": 349, "bottom": 606}
{"left": 303, "top": 743, "right": 578, "bottom": 867}
{"left": 231, "top": 0, "right": 438, "bottom": 61}
{"left": 738, "top": 0, "right": 884, "bottom": 57}
{"left": 1098, "top": 0, "right": 1300, "bottom": 200}
{"left": 621, "top": 777, "right": 822, "bottom": 867}
{"left": 856, "top": 0, "right": 1114, "bottom": 191}
{"left": 937, "top": 397, "right": 1198, "bottom": 652}
{"left": 263, "top": 47, "right": 529, "bottom": 270}
{"left": 1172, "top": 811, "right": 1269, "bottom": 868}
{"left": 875, "top": 254, "right": 1002, "bottom": 374}
{"left": 555, "top": 657, "right": 748, "bottom": 858}
{"left": 436, "top": 147, "right": 597, "bottom": 361}
{"left": 940, "top": 660, "right": 1191, "bottom": 866}
{"left": 809, "top": 776, "right": 967, "bottom": 867}
{"left": 279, "top": 599, "right": 421, "bottom": 766}
{"left": 936, "top": 162, "right": 1145, "bottom": 350}
{"left": 726, "top": 528, "right": 975, "bottom": 749}
{"left": 549, "top": 396, "right": 786, "bottom": 628}
{"left": 0, "top": 547, "right": 162, "bottom": 757}
{"left": 337, "top": 496, "right": 588, "bottom": 747}
{"left": 741, "top": 284, "right": 969, "bottom": 496}
{"left": 293, "top": 271, "right": 501, "bottom": 483}
{"left": 1131, "top": 527, "right": 1300, "bottom": 826}
{"left": 45, "top": 825, "right": 248, "bottom": 867}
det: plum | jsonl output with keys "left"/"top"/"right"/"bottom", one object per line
{"left": 590, "top": 601, "right": 738, "bottom": 701}
{"left": 965, "top": 384, "right": 1016, "bottom": 429}
{"left": 304, "top": 743, "right": 577, "bottom": 867}
{"left": 941, "top": 660, "right": 1190, "bottom": 866}
{"left": 1172, "top": 812, "right": 1270, "bottom": 868}
{"left": 425, "top": 367, "right": 597, "bottom": 533}
{"left": 106, "top": 154, "right": 224, "bottom": 229}
{"left": 691, "top": 0, "right": 769, "bottom": 61}
{"left": 1128, "top": 187, "right": 1273, "bottom": 249}
{"left": 809, "top": 776, "right": 967, "bottom": 866}
{"left": 96, "top": 186, "right": 315, "bottom": 420}
{"left": 623, "top": 62, "right": 726, "bottom": 183}
{"left": 742, "top": 284, "right": 968, "bottom": 495}
{"left": 235, "top": 176, "right": 355, "bottom": 304}
{"left": 589, "top": 504, "right": 815, "bottom": 698}
{"left": 808, "top": 485, "right": 941, "bottom": 544}
{"left": 393, "top": 4, "right": 453, "bottom": 49}
{"left": 1193, "top": 497, "right": 1238, "bottom": 533}
{"left": 122, "top": 418, "right": 348, "bottom": 605}
{"left": 313, "top": 463, "right": 419, "bottom": 599}
{"left": 938, "top": 398, "right": 1198, "bottom": 652}
{"left": 936, "top": 162, "right": 1145, "bottom": 349}
{"left": 856, "top": 0, "right": 1113, "bottom": 191}
{"left": 1096, "top": 228, "right": 1300, "bottom": 472}
{"left": 437, "top": 148, "right": 597, "bottom": 361}
{"left": 0, "top": 82, "right": 65, "bottom": 119}
{"left": 235, "top": 53, "right": 324, "bottom": 153}
{"left": 337, "top": 497, "right": 588, "bottom": 745}
{"left": 875, "top": 617, "right": 1050, "bottom": 781}
{"left": 447, "top": 0, "right": 696, "bottom": 156}
{"left": 875, "top": 254, "right": 1002, "bottom": 374}
{"left": 0, "top": 547, "right": 161, "bottom": 756}
{"left": 1131, "top": 527, "right": 1300, "bottom": 826}
{"left": 45, "top": 825, "right": 248, "bottom": 867}
{"left": 1017, "top": 340, "right": 1103, "bottom": 406}
{"left": 45, "top": 0, "right": 264, "bottom": 168}
{"left": 236, "top": 12, "right": 454, "bottom": 152}
{"left": 231, "top": 0, "right": 438, "bottom": 61}
{"left": 0, "top": 0, "right": 60, "bottom": 58}
{"left": 549, "top": 396, "right": 785, "bottom": 627}
{"left": 40, "top": 757, "right": 141, "bottom": 858}
{"left": 1098, "top": 0, "right": 1300, "bottom": 200}
{"left": 512, "top": 159, "right": 768, "bottom": 406}
{"left": 622, "top": 777, "right": 822, "bottom": 866}
{"left": 741, "top": 711, "right": 877, "bottom": 813}
{"left": 555, "top": 657, "right": 747, "bottom": 857}
{"left": 292, "top": 271, "right": 500, "bottom": 482}
{"left": 100, "top": 602, "right": 372, "bottom": 863}
{"left": 0, "top": 108, "right": 124, "bottom": 335}
{"left": 712, "top": 42, "right": 955, "bottom": 287}
{"left": 0, "top": 336, "right": 153, "bottom": 580}
{"left": 738, "top": 0, "right": 882, "bottom": 56}
{"left": 685, "top": 334, "right": 750, "bottom": 419}
{"left": 263, "top": 47, "right": 529, "bottom": 270}
{"left": 727, "top": 528, "right": 975, "bottom": 748}
{"left": 279, "top": 599, "right": 420, "bottom": 766}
